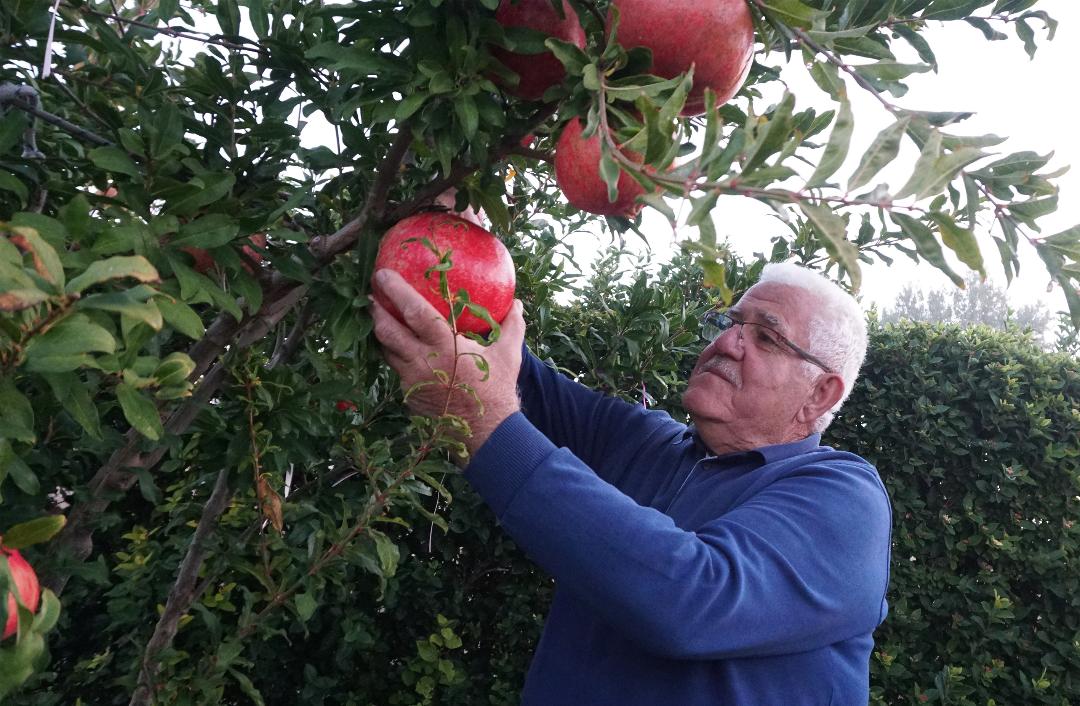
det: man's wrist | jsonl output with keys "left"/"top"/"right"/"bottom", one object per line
{"left": 463, "top": 401, "right": 520, "bottom": 457}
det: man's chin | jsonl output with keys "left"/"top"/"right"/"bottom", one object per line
{"left": 681, "top": 384, "right": 729, "bottom": 422}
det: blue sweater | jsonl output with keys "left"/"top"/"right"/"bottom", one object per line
{"left": 464, "top": 351, "right": 892, "bottom": 705}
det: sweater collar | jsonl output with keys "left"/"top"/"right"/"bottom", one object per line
{"left": 685, "top": 426, "right": 823, "bottom": 466}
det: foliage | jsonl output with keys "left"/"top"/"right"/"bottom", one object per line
{"left": 879, "top": 272, "right": 1054, "bottom": 346}
{"left": 0, "top": 0, "right": 1078, "bottom": 703}
{"left": 831, "top": 322, "right": 1080, "bottom": 705}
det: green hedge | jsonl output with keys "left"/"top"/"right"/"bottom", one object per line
{"left": 832, "top": 322, "right": 1080, "bottom": 705}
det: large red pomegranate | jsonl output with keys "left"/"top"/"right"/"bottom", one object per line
{"left": 554, "top": 117, "right": 646, "bottom": 218}
{"left": 492, "top": 0, "right": 587, "bottom": 101}
{"left": 373, "top": 212, "right": 516, "bottom": 335}
{"left": 610, "top": 0, "right": 755, "bottom": 115}
{"left": 2, "top": 546, "right": 41, "bottom": 640}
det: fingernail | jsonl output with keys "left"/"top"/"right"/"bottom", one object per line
{"left": 373, "top": 269, "right": 388, "bottom": 284}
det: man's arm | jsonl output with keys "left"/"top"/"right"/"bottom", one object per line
{"left": 514, "top": 348, "right": 688, "bottom": 488}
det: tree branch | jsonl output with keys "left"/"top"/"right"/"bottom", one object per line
{"left": 128, "top": 466, "right": 234, "bottom": 706}
{"left": 0, "top": 83, "right": 114, "bottom": 148}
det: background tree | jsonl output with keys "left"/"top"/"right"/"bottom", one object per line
{"left": 0, "top": 0, "right": 1077, "bottom": 702}
{"left": 880, "top": 272, "right": 1054, "bottom": 344}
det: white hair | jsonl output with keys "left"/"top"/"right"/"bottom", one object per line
{"left": 756, "top": 263, "right": 868, "bottom": 433}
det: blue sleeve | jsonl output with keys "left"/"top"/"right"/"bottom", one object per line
{"left": 465, "top": 415, "right": 891, "bottom": 660}
{"left": 516, "top": 346, "right": 688, "bottom": 491}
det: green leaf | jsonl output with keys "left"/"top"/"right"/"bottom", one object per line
{"left": 7, "top": 226, "right": 65, "bottom": 291}
{"left": 924, "top": 0, "right": 992, "bottom": 21}
{"left": 306, "top": 42, "right": 406, "bottom": 77}
{"left": 156, "top": 296, "right": 205, "bottom": 339}
{"left": 32, "top": 589, "right": 60, "bottom": 633}
{"left": 88, "top": 146, "right": 140, "bottom": 178}
{"left": 43, "top": 372, "right": 102, "bottom": 439}
{"left": 892, "top": 24, "right": 938, "bottom": 70}
{"left": 1, "top": 515, "right": 67, "bottom": 549}
{"left": 848, "top": 115, "right": 911, "bottom": 191}
{"left": 0, "top": 288, "right": 49, "bottom": 312}
{"left": 77, "top": 291, "right": 163, "bottom": 331}
{"left": 742, "top": 92, "right": 796, "bottom": 175}
{"left": 0, "top": 171, "right": 29, "bottom": 203}
{"left": 454, "top": 97, "right": 479, "bottom": 139}
{"left": 295, "top": 592, "right": 318, "bottom": 622}
{"left": 892, "top": 212, "right": 965, "bottom": 287}
{"left": 65, "top": 255, "right": 160, "bottom": 295}
{"left": 24, "top": 315, "right": 116, "bottom": 373}
{"left": 853, "top": 62, "right": 932, "bottom": 81}
{"left": 966, "top": 16, "right": 1008, "bottom": 41}
{"left": 800, "top": 202, "right": 861, "bottom": 290}
{"left": 544, "top": 37, "right": 589, "bottom": 74}
{"left": 153, "top": 352, "right": 195, "bottom": 387}
{"left": 166, "top": 173, "right": 236, "bottom": 217}
{"left": 0, "top": 378, "right": 36, "bottom": 444}
{"left": 807, "top": 95, "right": 853, "bottom": 188}
{"left": 216, "top": 0, "right": 240, "bottom": 35}
{"left": 930, "top": 211, "right": 986, "bottom": 277}
{"left": 598, "top": 143, "right": 621, "bottom": 205}
{"left": 115, "top": 382, "right": 164, "bottom": 441}
{"left": 0, "top": 439, "right": 38, "bottom": 495}
{"left": 371, "top": 530, "right": 400, "bottom": 579}
{"left": 1008, "top": 195, "right": 1058, "bottom": 228}
{"left": 806, "top": 55, "right": 846, "bottom": 101}
{"left": 758, "top": 0, "right": 830, "bottom": 29}
{"left": 395, "top": 92, "right": 429, "bottom": 122}
{"left": 170, "top": 214, "right": 241, "bottom": 249}
{"left": 1015, "top": 17, "right": 1037, "bottom": 58}
{"left": 229, "top": 669, "right": 267, "bottom": 706}
{"left": 246, "top": 0, "right": 269, "bottom": 38}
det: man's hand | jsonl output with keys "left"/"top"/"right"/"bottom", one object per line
{"left": 370, "top": 268, "right": 524, "bottom": 457}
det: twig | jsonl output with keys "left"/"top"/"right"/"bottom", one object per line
{"left": 73, "top": 5, "right": 262, "bottom": 54}
{"left": 384, "top": 102, "right": 560, "bottom": 224}
{"left": 0, "top": 83, "right": 114, "bottom": 147}
{"left": 129, "top": 466, "right": 233, "bottom": 706}
{"left": 268, "top": 299, "right": 316, "bottom": 369}
{"left": 505, "top": 145, "right": 554, "bottom": 162}
{"left": 309, "top": 125, "right": 415, "bottom": 262}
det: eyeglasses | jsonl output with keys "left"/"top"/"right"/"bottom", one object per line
{"left": 701, "top": 309, "right": 835, "bottom": 374}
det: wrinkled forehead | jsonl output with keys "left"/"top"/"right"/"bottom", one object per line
{"left": 735, "top": 282, "right": 816, "bottom": 337}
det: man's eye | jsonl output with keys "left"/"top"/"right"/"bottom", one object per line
{"left": 754, "top": 328, "right": 781, "bottom": 348}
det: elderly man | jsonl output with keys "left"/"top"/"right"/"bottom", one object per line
{"left": 371, "top": 262, "right": 892, "bottom": 706}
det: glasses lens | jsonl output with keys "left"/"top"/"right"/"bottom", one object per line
{"left": 701, "top": 311, "right": 731, "bottom": 342}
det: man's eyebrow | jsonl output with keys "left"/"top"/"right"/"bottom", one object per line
{"left": 760, "top": 312, "right": 785, "bottom": 329}
{"left": 735, "top": 307, "right": 787, "bottom": 331}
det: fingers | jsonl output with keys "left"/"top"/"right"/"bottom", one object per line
{"left": 371, "top": 269, "right": 449, "bottom": 345}
{"left": 370, "top": 295, "right": 419, "bottom": 360}
{"left": 495, "top": 299, "right": 526, "bottom": 350}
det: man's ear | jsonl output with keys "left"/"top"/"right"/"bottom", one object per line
{"left": 797, "top": 373, "right": 846, "bottom": 427}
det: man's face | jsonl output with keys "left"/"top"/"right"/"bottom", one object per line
{"left": 682, "top": 282, "right": 820, "bottom": 451}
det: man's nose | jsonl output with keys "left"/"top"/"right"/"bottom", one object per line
{"left": 711, "top": 322, "right": 744, "bottom": 359}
